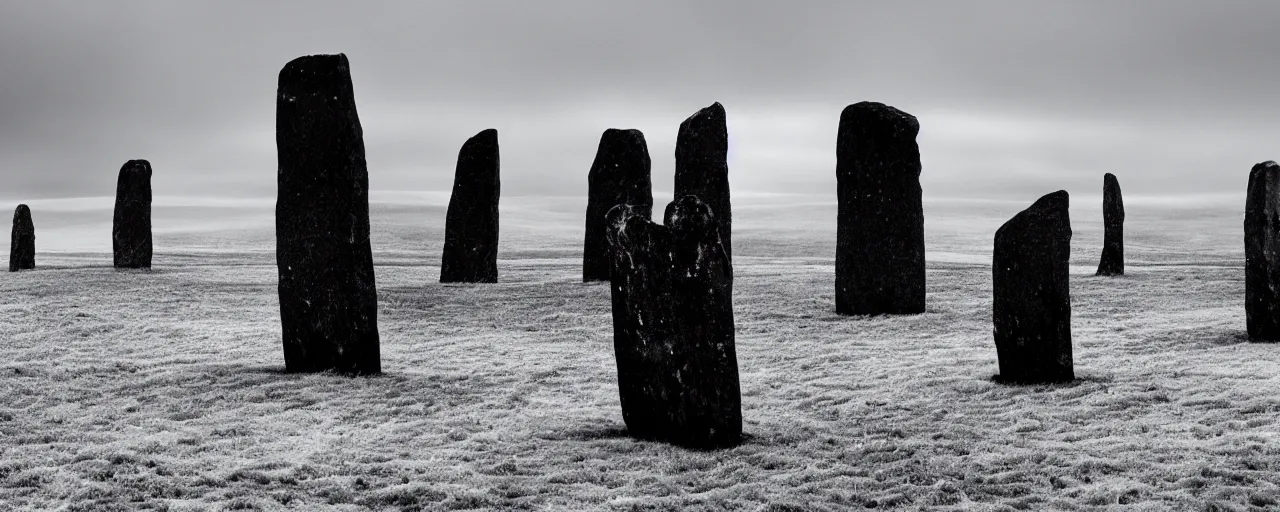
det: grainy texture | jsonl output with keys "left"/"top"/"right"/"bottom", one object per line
{"left": 1097, "top": 173, "right": 1125, "bottom": 276}
{"left": 993, "top": 191, "right": 1074, "bottom": 383}
{"left": 112, "top": 160, "right": 152, "bottom": 269}
{"left": 674, "top": 102, "right": 731, "bottom": 269}
{"left": 441, "top": 129, "right": 501, "bottom": 283}
{"left": 835, "top": 102, "right": 925, "bottom": 315}
{"left": 9, "top": 204, "right": 34, "bottom": 272}
{"left": 582, "top": 129, "right": 652, "bottom": 282}
{"left": 1245, "top": 161, "right": 1280, "bottom": 341}
{"left": 606, "top": 196, "right": 739, "bottom": 449}
{"left": 275, "top": 53, "right": 380, "bottom": 374}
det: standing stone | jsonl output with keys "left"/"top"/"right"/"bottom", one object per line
{"left": 112, "top": 160, "right": 153, "bottom": 269}
{"left": 606, "top": 195, "right": 740, "bottom": 449}
{"left": 1096, "top": 173, "right": 1125, "bottom": 276}
{"left": 1245, "top": 161, "right": 1280, "bottom": 341}
{"left": 674, "top": 102, "right": 731, "bottom": 267}
{"left": 835, "top": 102, "right": 925, "bottom": 315}
{"left": 9, "top": 204, "right": 34, "bottom": 272}
{"left": 993, "top": 191, "right": 1073, "bottom": 383}
{"left": 583, "top": 129, "right": 653, "bottom": 282}
{"left": 275, "top": 53, "right": 380, "bottom": 374}
{"left": 440, "top": 129, "right": 500, "bottom": 283}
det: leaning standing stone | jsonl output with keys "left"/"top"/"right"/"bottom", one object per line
{"left": 674, "top": 102, "right": 732, "bottom": 266}
{"left": 9, "top": 204, "right": 34, "bottom": 272}
{"left": 835, "top": 102, "right": 926, "bottom": 315}
{"left": 583, "top": 128, "right": 653, "bottom": 282}
{"left": 1096, "top": 173, "right": 1125, "bottom": 276}
{"left": 992, "top": 190, "right": 1074, "bottom": 383}
{"left": 441, "top": 129, "right": 500, "bottom": 283}
{"left": 275, "top": 53, "right": 381, "bottom": 374}
{"left": 1245, "top": 161, "right": 1280, "bottom": 341}
{"left": 606, "top": 195, "right": 740, "bottom": 449}
{"left": 113, "top": 160, "right": 153, "bottom": 269}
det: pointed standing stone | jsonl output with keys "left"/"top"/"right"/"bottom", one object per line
{"left": 1096, "top": 173, "right": 1125, "bottom": 276}
{"left": 993, "top": 191, "right": 1073, "bottom": 383}
{"left": 1245, "top": 161, "right": 1280, "bottom": 341}
{"left": 606, "top": 195, "right": 740, "bottom": 449}
{"left": 674, "top": 102, "right": 731, "bottom": 268}
{"left": 583, "top": 129, "right": 653, "bottom": 282}
{"left": 9, "top": 204, "right": 34, "bottom": 272}
{"left": 112, "top": 160, "right": 152, "bottom": 269}
{"left": 275, "top": 53, "right": 380, "bottom": 374}
{"left": 441, "top": 129, "right": 500, "bottom": 283}
{"left": 835, "top": 102, "right": 926, "bottom": 315}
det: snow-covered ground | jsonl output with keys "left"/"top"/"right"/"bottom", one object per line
{"left": 1, "top": 194, "right": 1276, "bottom": 510}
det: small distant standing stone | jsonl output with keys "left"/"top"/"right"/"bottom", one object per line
{"left": 1096, "top": 173, "right": 1125, "bottom": 276}
{"left": 583, "top": 128, "right": 653, "bottom": 282}
{"left": 835, "top": 102, "right": 926, "bottom": 315}
{"left": 275, "top": 53, "right": 381, "bottom": 374}
{"left": 606, "top": 195, "right": 740, "bottom": 449}
{"left": 9, "top": 204, "right": 34, "bottom": 272}
{"left": 992, "top": 190, "right": 1074, "bottom": 383}
{"left": 441, "top": 129, "right": 500, "bottom": 283}
{"left": 1245, "top": 161, "right": 1280, "bottom": 341}
{"left": 674, "top": 102, "right": 732, "bottom": 267}
{"left": 113, "top": 159, "right": 153, "bottom": 269}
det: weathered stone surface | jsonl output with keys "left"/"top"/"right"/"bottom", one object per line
{"left": 1096, "top": 173, "right": 1125, "bottom": 276}
{"left": 993, "top": 190, "right": 1073, "bottom": 383}
{"left": 583, "top": 129, "right": 653, "bottom": 282}
{"left": 441, "top": 129, "right": 500, "bottom": 283}
{"left": 112, "top": 160, "right": 152, "bottom": 269}
{"left": 9, "top": 204, "right": 34, "bottom": 272}
{"left": 1245, "top": 161, "right": 1280, "bottom": 341}
{"left": 674, "top": 102, "right": 731, "bottom": 268}
{"left": 835, "top": 102, "right": 925, "bottom": 315}
{"left": 606, "top": 195, "right": 740, "bottom": 449}
{"left": 275, "top": 53, "right": 380, "bottom": 374}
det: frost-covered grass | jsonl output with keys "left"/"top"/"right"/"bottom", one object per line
{"left": 2, "top": 197, "right": 1278, "bottom": 510}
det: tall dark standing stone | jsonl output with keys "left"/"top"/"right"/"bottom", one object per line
{"left": 583, "top": 129, "right": 653, "bottom": 282}
{"left": 606, "top": 195, "right": 740, "bottom": 449}
{"left": 275, "top": 53, "right": 380, "bottom": 374}
{"left": 835, "top": 102, "right": 926, "bottom": 315}
{"left": 1245, "top": 161, "right": 1280, "bottom": 341}
{"left": 674, "top": 103, "right": 731, "bottom": 269}
{"left": 113, "top": 160, "right": 153, "bottom": 269}
{"left": 993, "top": 191, "right": 1073, "bottom": 383}
{"left": 1096, "top": 173, "right": 1125, "bottom": 276}
{"left": 9, "top": 204, "right": 34, "bottom": 272}
{"left": 440, "top": 129, "right": 500, "bottom": 283}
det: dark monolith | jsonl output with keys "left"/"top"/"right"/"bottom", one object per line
{"left": 583, "top": 129, "right": 653, "bottom": 282}
{"left": 606, "top": 195, "right": 740, "bottom": 449}
{"left": 993, "top": 191, "right": 1073, "bottom": 383}
{"left": 275, "top": 53, "right": 380, "bottom": 374}
{"left": 441, "top": 129, "right": 500, "bottom": 283}
{"left": 1096, "top": 173, "right": 1124, "bottom": 276}
{"left": 1245, "top": 161, "right": 1280, "bottom": 341}
{"left": 674, "top": 103, "right": 731, "bottom": 267}
{"left": 112, "top": 160, "right": 152, "bottom": 269}
{"left": 9, "top": 204, "right": 34, "bottom": 272}
{"left": 835, "top": 102, "right": 925, "bottom": 315}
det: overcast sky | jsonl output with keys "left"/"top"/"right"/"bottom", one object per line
{"left": 1, "top": 0, "right": 1278, "bottom": 203}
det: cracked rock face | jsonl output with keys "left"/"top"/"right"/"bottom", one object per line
{"left": 441, "top": 129, "right": 500, "bottom": 284}
{"left": 10, "top": 204, "right": 34, "bottom": 272}
{"left": 275, "top": 53, "right": 381, "bottom": 374}
{"left": 1246, "top": 161, "right": 1280, "bottom": 341}
{"left": 1096, "top": 173, "right": 1125, "bottom": 276}
{"left": 113, "top": 160, "right": 153, "bottom": 269}
{"left": 583, "top": 128, "right": 653, "bottom": 282}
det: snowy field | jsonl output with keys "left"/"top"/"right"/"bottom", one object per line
{"left": 2, "top": 193, "right": 1278, "bottom": 511}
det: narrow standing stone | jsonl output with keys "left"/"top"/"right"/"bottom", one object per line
{"left": 583, "top": 129, "right": 653, "bottom": 282}
{"left": 1245, "top": 161, "right": 1280, "bottom": 341}
{"left": 1096, "top": 173, "right": 1125, "bottom": 276}
{"left": 113, "top": 160, "right": 153, "bottom": 269}
{"left": 9, "top": 204, "right": 34, "bottom": 272}
{"left": 441, "top": 129, "right": 500, "bottom": 283}
{"left": 275, "top": 53, "right": 380, "bottom": 374}
{"left": 674, "top": 102, "right": 731, "bottom": 268}
{"left": 835, "top": 102, "right": 926, "bottom": 315}
{"left": 606, "top": 195, "right": 740, "bottom": 449}
{"left": 992, "top": 190, "right": 1073, "bottom": 383}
